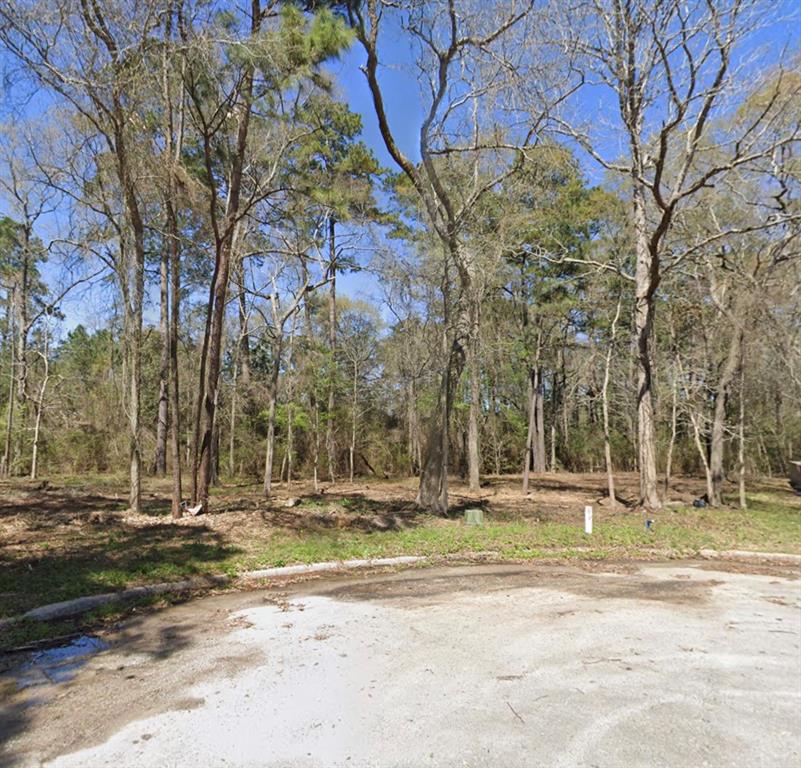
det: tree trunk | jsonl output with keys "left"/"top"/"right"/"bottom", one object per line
{"left": 30, "top": 393, "right": 43, "bottom": 480}
{"left": 167, "top": 194, "right": 182, "bottom": 519}
{"left": 417, "top": 335, "right": 463, "bottom": 515}
{"left": 602, "top": 297, "right": 622, "bottom": 507}
{"left": 326, "top": 215, "right": 337, "bottom": 484}
{"left": 120, "top": 226, "right": 145, "bottom": 516}
{"left": 689, "top": 408, "right": 714, "bottom": 502}
{"left": 263, "top": 346, "right": 282, "bottom": 497}
{"left": 210, "top": 383, "right": 220, "bottom": 486}
{"left": 263, "top": 392, "right": 277, "bottom": 497}
{"left": 190, "top": 279, "right": 213, "bottom": 504}
{"left": 632, "top": 185, "right": 661, "bottom": 511}
{"left": 153, "top": 244, "right": 169, "bottom": 476}
{"left": 196, "top": 1, "right": 259, "bottom": 511}
{"left": 311, "top": 398, "right": 320, "bottom": 492}
{"left": 30, "top": 322, "right": 50, "bottom": 481}
{"left": 709, "top": 322, "right": 745, "bottom": 507}
{"left": 677, "top": 357, "right": 713, "bottom": 501}
{"left": 417, "top": 256, "right": 462, "bottom": 516}
{"left": 522, "top": 360, "right": 546, "bottom": 493}
{"left": 16, "top": 228, "right": 30, "bottom": 409}
{"left": 522, "top": 371, "right": 535, "bottom": 493}
{"left": 626, "top": 304, "right": 638, "bottom": 472}
{"left": 284, "top": 317, "right": 297, "bottom": 487}
{"left": 114, "top": 119, "right": 146, "bottom": 514}
{"left": 350, "top": 359, "right": 357, "bottom": 483}
{"left": 560, "top": 348, "right": 569, "bottom": 460}
{"left": 738, "top": 368, "right": 747, "bottom": 510}
{"left": 490, "top": 371, "right": 501, "bottom": 476}
{"left": 162, "top": 8, "right": 184, "bottom": 520}
{"left": 1, "top": 288, "right": 15, "bottom": 477}
{"left": 196, "top": 240, "right": 235, "bottom": 508}
{"left": 125, "top": 270, "right": 143, "bottom": 514}
{"left": 302, "top": 278, "right": 321, "bottom": 493}
{"left": 228, "top": 362, "right": 237, "bottom": 477}
{"left": 228, "top": 244, "right": 248, "bottom": 478}
{"left": 416, "top": 373, "right": 450, "bottom": 515}
{"left": 664, "top": 356, "right": 679, "bottom": 494}
{"left": 466, "top": 317, "right": 481, "bottom": 492}
{"left": 535, "top": 375, "right": 546, "bottom": 473}
{"left": 407, "top": 379, "right": 421, "bottom": 476}
{"left": 284, "top": 408, "right": 293, "bottom": 486}
{"left": 234, "top": 255, "right": 251, "bottom": 387}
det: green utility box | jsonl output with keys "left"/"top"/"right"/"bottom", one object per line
{"left": 465, "top": 508, "right": 484, "bottom": 526}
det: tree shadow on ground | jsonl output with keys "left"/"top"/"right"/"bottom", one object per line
{"left": 0, "top": 589, "right": 220, "bottom": 767}
{"left": 0, "top": 693, "right": 33, "bottom": 768}
{"left": 518, "top": 477, "right": 617, "bottom": 497}
{"left": 0, "top": 490, "right": 127, "bottom": 521}
{"left": 0, "top": 521, "right": 240, "bottom": 620}
{"left": 442, "top": 498, "right": 488, "bottom": 520}
{"left": 258, "top": 493, "right": 423, "bottom": 533}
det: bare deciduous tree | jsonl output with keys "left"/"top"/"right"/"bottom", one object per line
{"left": 556, "top": 0, "right": 800, "bottom": 509}
{"left": 345, "top": 0, "right": 575, "bottom": 511}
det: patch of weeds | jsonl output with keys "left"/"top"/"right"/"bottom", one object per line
{"left": 219, "top": 561, "right": 240, "bottom": 577}
{"left": 297, "top": 498, "right": 328, "bottom": 509}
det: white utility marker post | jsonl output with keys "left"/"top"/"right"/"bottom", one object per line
{"left": 584, "top": 505, "right": 593, "bottom": 535}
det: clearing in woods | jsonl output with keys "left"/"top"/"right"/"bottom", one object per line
{"left": 0, "top": 471, "right": 798, "bottom": 649}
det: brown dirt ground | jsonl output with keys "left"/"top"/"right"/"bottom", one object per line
{"left": 0, "top": 471, "right": 790, "bottom": 564}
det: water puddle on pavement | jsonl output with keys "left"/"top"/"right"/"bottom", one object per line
{"left": 12, "top": 635, "right": 109, "bottom": 689}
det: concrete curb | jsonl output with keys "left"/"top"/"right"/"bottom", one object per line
{"left": 0, "top": 556, "right": 426, "bottom": 632}
{"left": 698, "top": 549, "right": 801, "bottom": 565}
{"left": 239, "top": 555, "right": 425, "bottom": 581}
{"left": 0, "top": 576, "right": 231, "bottom": 632}
{"left": 2, "top": 549, "right": 798, "bottom": 633}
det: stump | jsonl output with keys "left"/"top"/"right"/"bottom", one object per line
{"left": 790, "top": 461, "right": 801, "bottom": 493}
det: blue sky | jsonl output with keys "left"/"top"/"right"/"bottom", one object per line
{"left": 311, "top": 1, "right": 801, "bottom": 322}
{"left": 1, "top": 1, "right": 799, "bottom": 336}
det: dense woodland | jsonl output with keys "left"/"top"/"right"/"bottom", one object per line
{"left": 0, "top": 0, "right": 798, "bottom": 516}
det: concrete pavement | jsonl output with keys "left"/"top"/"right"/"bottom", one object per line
{"left": 1, "top": 562, "right": 799, "bottom": 767}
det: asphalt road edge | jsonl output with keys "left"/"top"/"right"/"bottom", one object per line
{"left": 0, "top": 556, "right": 426, "bottom": 631}
{"left": 2, "top": 549, "right": 799, "bottom": 632}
